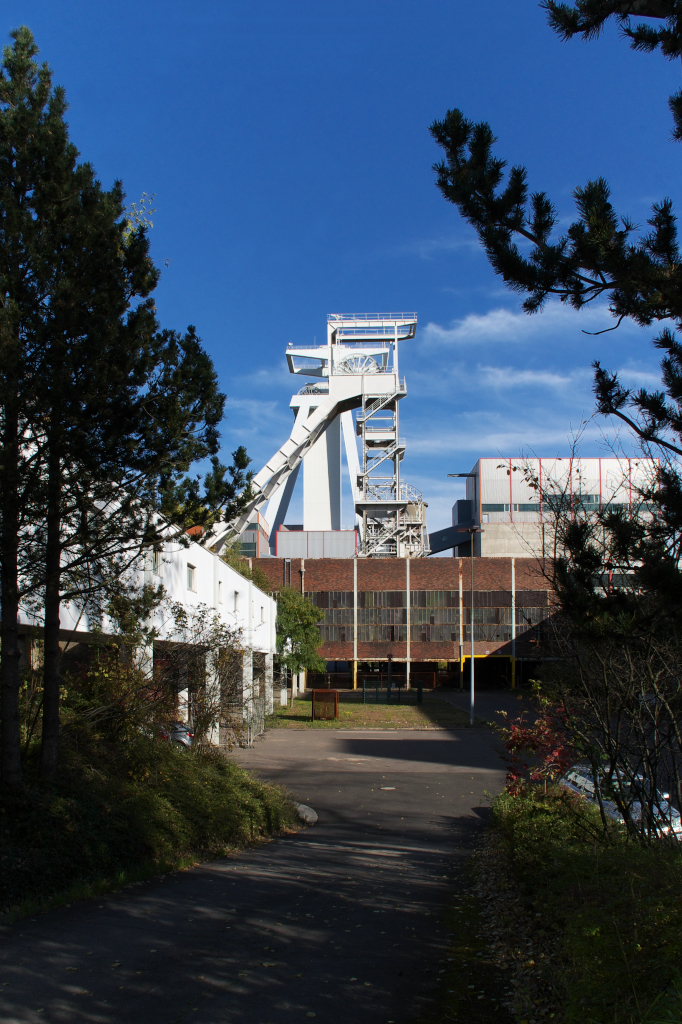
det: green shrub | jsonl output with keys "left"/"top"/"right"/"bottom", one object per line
{"left": 0, "top": 737, "right": 296, "bottom": 914}
{"left": 492, "top": 788, "right": 682, "bottom": 1022}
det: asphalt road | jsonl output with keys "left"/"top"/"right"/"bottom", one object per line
{"left": 0, "top": 725, "right": 506, "bottom": 1024}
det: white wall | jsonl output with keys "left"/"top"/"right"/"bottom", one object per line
{"left": 18, "top": 533, "right": 277, "bottom": 656}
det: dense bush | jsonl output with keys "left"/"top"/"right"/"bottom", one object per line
{"left": 491, "top": 788, "right": 682, "bottom": 1022}
{"left": 0, "top": 736, "right": 296, "bottom": 913}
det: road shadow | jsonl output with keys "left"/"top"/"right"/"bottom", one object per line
{"left": 0, "top": 808, "right": 493, "bottom": 1024}
{"left": 336, "top": 736, "right": 504, "bottom": 770}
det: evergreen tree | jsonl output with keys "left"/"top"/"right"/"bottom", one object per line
{"left": 427, "top": 5, "right": 682, "bottom": 626}
{"left": 429, "top": 5, "right": 682, "bottom": 464}
{"left": 0, "top": 28, "right": 247, "bottom": 786}
{"left": 429, "top": 2, "right": 682, "bottom": 829}
{"left": 543, "top": 2, "right": 682, "bottom": 139}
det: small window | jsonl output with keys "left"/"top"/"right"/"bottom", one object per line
{"left": 218, "top": 580, "right": 223, "bottom": 604}
{"left": 152, "top": 550, "right": 163, "bottom": 576}
{"left": 260, "top": 606, "right": 265, "bottom": 623}
{"left": 187, "top": 563, "right": 196, "bottom": 591}
{"left": 233, "top": 591, "right": 240, "bottom": 612}
{"left": 482, "top": 503, "right": 509, "bottom": 513}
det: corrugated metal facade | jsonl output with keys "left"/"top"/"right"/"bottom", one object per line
{"left": 470, "top": 457, "right": 658, "bottom": 524}
{"left": 276, "top": 530, "right": 357, "bottom": 558}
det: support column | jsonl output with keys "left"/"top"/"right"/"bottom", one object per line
{"left": 206, "top": 649, "right": 220, "bottom": 746}
{"left": 353, "top": 556, "right": 358, "bottom": 689}
{"left": 406, "top": 555, "right": 411, "bottom": 689}
{"left": 242, "top": 649, "right": 253, "bottom": 721}
{"left": 136, "top": 640, "right": 155, "bottom": 681}
{"left": 458, "top": 559, "right": 464, "bottom": 691}
{"left": 280, "top": 667, "right": 288, "bottom": 706}
{"left": 511, "top": 556, "right": 516, "bottom": 690}
{"left": 264, "top": 653, "right": 274, "bottom": 715}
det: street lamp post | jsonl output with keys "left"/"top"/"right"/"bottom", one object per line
{"left": 447, "top": 472, "right": 483, "bottom": 726}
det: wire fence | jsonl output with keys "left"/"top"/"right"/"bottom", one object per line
{"left": 361, "top": 681, "right": 423, "bottom": 705}
{"left": 242, "top": 696, "right": 265, "bottom": 746}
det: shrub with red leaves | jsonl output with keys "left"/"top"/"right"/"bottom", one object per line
{"left": 498, "top": 697, "right": 576, "bottom": 794}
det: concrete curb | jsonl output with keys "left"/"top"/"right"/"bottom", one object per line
{"left": 294, "top": 803, "right": 318, "bottom": 825}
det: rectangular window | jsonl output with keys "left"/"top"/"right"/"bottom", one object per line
{"left": 260, "top": 606, "right": 265, "bottom": 623}
{"left": 152, "top": 550, "right": 162, "bottom": 576}
{"left": 233, "top": 591, "right": 240, "bottom": 612}
{"left": 187, "top": 563, "right": 196, "bottom": 591}
{"left": 513, "top": 503, "right": 540, "bottom": 512}
{"left": 482, "top": 503, "right": 509, "bottom": 513}
{"left": 218, "top": 580, "right": 223, "bottom": 604}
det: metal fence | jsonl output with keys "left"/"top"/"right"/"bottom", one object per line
{"left": 242, "top": 696, "right": 265, "bottom": 746}
{"left": 361, "top": 682, "right": 422, "bottom": 705}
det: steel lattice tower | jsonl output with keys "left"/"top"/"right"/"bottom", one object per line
{"left": 205, "top": 313, "right": 430, "bottom": 558}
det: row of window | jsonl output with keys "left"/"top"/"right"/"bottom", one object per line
{"left": 320, "top": 622, "right": 547, "bottom": 642}
{"left": 317, "top": 605, "right": 549, "bottom": 626}
{"left": 482, "top": 498, "right": 654, "bottom": 514}
{"left": 307, "top": 590, "right": 550, "bottom": 610}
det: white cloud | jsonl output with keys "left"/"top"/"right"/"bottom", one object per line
{"left": 227, "top": 363, "right": 292, "bottom": 392}
{"left": 420, "top": 301, "right": 638, "bottom": 348}
{"left": 396, "top": 233, "right": 482, "bottom": 260}
{"left": 477, "top": 365, "right": 590, "bottom": 390}
{"left": 407, "top": 423, "right": 593, "bottom": 457}
{"left": 618, "top": 366, "right": 663, "bottom": 388}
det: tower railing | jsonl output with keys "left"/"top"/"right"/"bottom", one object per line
{"left": 327, "top": 312, "right": 417, "bottom": 321}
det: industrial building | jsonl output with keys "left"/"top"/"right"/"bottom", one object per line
{"left": 436, "top": 456, "right": 659, "bottom": 558}
{"left": 203, "top": 314, "right": 659, "bottom": 692}
{"left": 253, "top": 554, "right": 553, "bottom": 690}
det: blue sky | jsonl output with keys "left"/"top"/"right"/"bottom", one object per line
{"left": 7, "top": 1, "right": 679, "bottom": 531}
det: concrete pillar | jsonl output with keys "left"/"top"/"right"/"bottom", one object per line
{"left": 406, "top": 555, "right": 411, "bottom": 689}
{"left": 206, "top": 649, "right": 221, "bottom": 746}
{"left": 264, "top": 653, "right": 274, "bottom": 715}
{"left": 136, "top": 640, "right": 155, "bottom": 680}
{"left": 177, "top": 688, "right": 189, "bottom": 722}
{"left": 280, "top": 667, "right": 288, "bottom": 706}
{"left": 242, "top": 649, "right": 253, "bottom": 720}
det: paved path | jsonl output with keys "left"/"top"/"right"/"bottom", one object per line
{"left": 0, "top": 727, "right": 505, "bottom": 1024}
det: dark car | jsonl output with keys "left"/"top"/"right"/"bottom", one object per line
{"left": 158, "top": 722, "right": 194, "bottom": 749}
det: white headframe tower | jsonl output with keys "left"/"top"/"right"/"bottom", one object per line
{"left": 207, "top": 313, "right": 429, "bottom": 558}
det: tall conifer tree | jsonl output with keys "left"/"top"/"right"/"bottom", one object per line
{"left": 428, "top": 2, "right": 682, "bottom": 632}
{"left": 0, "top": 28, "right": 246, "bottom": 786}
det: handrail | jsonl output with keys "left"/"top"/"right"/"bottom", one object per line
{"left": 357, "top": 383, "right": 407, "bottom": 420}
{"left": 328, "top": 312, "right": 417, "bottom": 321}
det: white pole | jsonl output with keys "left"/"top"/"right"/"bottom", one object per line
{"left": 470, "top": 535, "right": 475, "bottom": 727}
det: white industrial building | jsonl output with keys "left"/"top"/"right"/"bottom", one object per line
{"left": 17, "top": 530, "right": 281, "bottom": 738}
{"left": 443, "top": 456, "right": 659, "bottom": 558}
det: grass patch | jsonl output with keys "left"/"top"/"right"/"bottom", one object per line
{"left": 266, "top": 697, "right": 474, "bottom": 729}
{"left": 0, "top": 737, "right": 298, "bottom": 918}
{"left": 479, "top": 788, "right": 682, "bottom": 1023}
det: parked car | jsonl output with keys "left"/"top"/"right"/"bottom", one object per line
{"left": 560, "top": 763, "right": 682, "bottom": 837}
{"left": 158, "top": 722, "right": 194, "bottom": 749}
